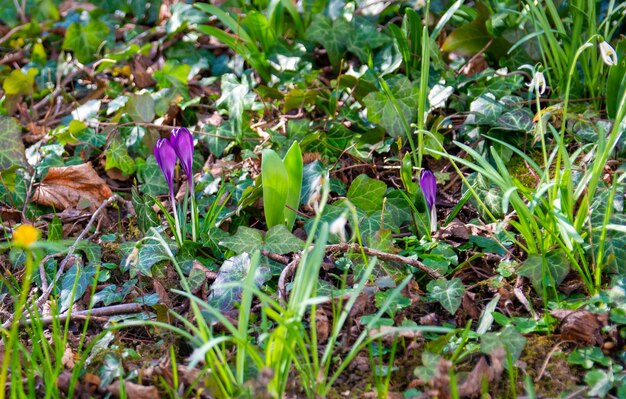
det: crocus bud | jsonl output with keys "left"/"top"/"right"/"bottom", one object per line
{"left": 420, "top": 169, "right": 436, "bottom": 211}
{"left": 170, "top": 127, "right": 194, "bottom": 186}
{"left": 420, "top": 169, "right": 437, "bottom": 232}
{"left": 154, "top": 138, "right": 177, "bottom": 195}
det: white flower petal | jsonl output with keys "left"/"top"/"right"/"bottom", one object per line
{"left": 600, "top": 41, "right": 618, "bottom": 66}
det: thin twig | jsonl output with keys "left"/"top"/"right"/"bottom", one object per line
{"left": 0, "top": 24, "right": 26, "bottom": 46}
{"left": 278, "top": 254, "right": 300, "bottom": 302}
{"left": 260, "top": 250, "right": 289, "bottom": 264}
{"left": 20, "top": 303, "right": 144, "bottom": 327}
{"left": 95, "top": 121, "right": 262, "bottom": 141}
{"left": 325, "top": 243, "right": 444, "bottom": 280}
{"left": 535, "top": 340, "right": 575, "bottom": 382}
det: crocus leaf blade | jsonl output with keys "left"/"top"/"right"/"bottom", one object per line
{"left": 262, "top": 149, "right": 289, "bottom": 229}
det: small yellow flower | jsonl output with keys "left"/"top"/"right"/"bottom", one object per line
{"left": 12, "top": 224, "right": 40, "bottom": 248}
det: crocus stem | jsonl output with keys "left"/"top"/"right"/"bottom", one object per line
{"left": 430, "top": 205, "right": 437, "bottom": 233}
{"left": 171, "top": 192, "right": 182, "bottom": 245}
{"left": 189, "top": 181, "right": 197, "bottom": 242}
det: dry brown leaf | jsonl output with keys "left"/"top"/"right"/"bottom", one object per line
{"left": 434, "top": 219, "right": 470, "bottom": 245}
{"left": 131, "top": 55, "right": 156, "bottom": 89}
{"left": 33, "top": 163, "right": 113, "bottom": 212}
{"left": 108, "top": 381, "right": 160, "bottom": 399}
{"left": 315, "top": 307, "right": 330, "bottom": 343}
{"left": 458, "top": 347, "right": 506, "bottom": 398}
{"left": 153, "top": 280, "right": 173, "bottom": 308}
{"left": 461, "top": 54, "right": 489, "bottom": 76}
{"left": 83, "top": 372, "right": 101, "bottom": 387}
{"left": 460, "top": 292, "right": 481, "bottom": 321}
{"left": 61, "top": 346, "right": 75, "bottom": 369}
{"left": 551, "top": 309, "right": 605, "bottom": 345}
{"left": 427, "top": 357, "right": 452, "bottom": 399}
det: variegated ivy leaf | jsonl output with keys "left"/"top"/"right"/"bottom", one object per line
{"left": 427, "top": 278, "right": 465, "bottom": 315}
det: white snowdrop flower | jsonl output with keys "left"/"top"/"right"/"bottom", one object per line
{"left": 599, "top": 41, "right": 618, "bottom": 66}
{"left": 522, "top": 67, "right": 547, "bottom": 96}
{"left": 329, "top": 214, "right": 348, "bottom": 242}
{"left": 306, "top": 173, "right": 327, "bottom": 213}
{"left": 532, "top": 71, "right": 547, "bottom": 95}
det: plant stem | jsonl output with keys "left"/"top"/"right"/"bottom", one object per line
{"left": 0, "top": 248, "right": 35, "bottom": 399}
{"left": 189, "top": 181, "right": 197, "bottom": 242}
{"left": 171, "top": 192, "right": 182, "bottom": 245}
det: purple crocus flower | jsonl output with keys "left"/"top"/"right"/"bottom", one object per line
{"left": 154, "top": 138, "right": 177, "bottom": 195}
{"left": 420, "top": 169, "right": 437, "bottom": 211}
{"left": 170, "top": 127, "right": 194, "bottom": 186}
{"left": 420, "top": 169, "right": 437, "bottom": 232}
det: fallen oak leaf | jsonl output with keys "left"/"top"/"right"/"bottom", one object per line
{"left": 33, "top": 163, "right": 113, "bottom": 212}
{"left": 108, "top": 380, "right": 160, "bottom": 399}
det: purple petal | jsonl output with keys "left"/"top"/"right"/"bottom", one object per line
{"left": 420, "top": 169, "right": 437, "bottom": 211}
{"left": 170, "top": 127, "right": 194, "bottom": 185}
{"left": 154, "top": 138, "right": 177, "bottom": 195}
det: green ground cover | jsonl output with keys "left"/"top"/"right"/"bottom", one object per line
{"left": 0, "top": 0, "right": 626, "bottom": 397}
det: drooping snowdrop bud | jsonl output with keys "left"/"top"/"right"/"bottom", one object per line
{"left": 599, "top": 41, "right": 618, "bottom": 66}
{"left": 330, "top": 214, "right": 348, "bottom": 242}
{"left": 527, "top": 71, "right": 547, "bottom": 95}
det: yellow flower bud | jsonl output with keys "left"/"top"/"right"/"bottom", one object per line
{"left": 12, "top": 224, "right": 40, "bottom": 248}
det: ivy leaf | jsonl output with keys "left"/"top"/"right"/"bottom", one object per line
{"left": 518, "top": 249, "right": 570, "bottom": 293}
{"left": 263, "top": 225, "right": 305, "bottom": 254}
{"left": 105, "top": 136, "right": 136, "bottom": 175}
{"left": 414, "top": 352, "right": 442, "bottom": 382}
{"left": 384, "top": 190, "right": 414, "bottom": 227}
{"left": 59, "top": 263, "right": 94, "bottom": 313}
{"left": 307, "top": 14, "right": 352, "bottom": 68}
{"left": 92, "top": 279, "right": 136, "bottom": 306}
{"left": 0, "top": 116, "right": 27, "bottom": 170}
{"left": 568, "top": 347, "right": 611, "bottom": 369}
{"left": 207, "top": 253, "right": 271, "bottom": 312}
{"left": 131, "top": 188, "right": 160, "bottom": 232}
{"left": 216, "top": 73, "right": 257, "bottom": 131}
{"left": 480, "top": 325, "right": 526, "bottom": 362}
{"left": 75, "top": 241, "right": 101, "bottom": 264}
{"left": 203, "top": 120, "right": 236, "bottom": 157}
{"left": 153, "top": 61, "right": 191, "bottom": 98}
{"left": 219, "top": 225, "right": 304, "bottom": 254}
{"left": 464, "top": 172, "right": 504, "bottom": 220}
{"left": 427, "top": 278, "right": 465, "bottom": 314}
{"left": 219, "top": 226, "right": 263, "bottom": 254}
{"left": 124, "top": 92, "right": 155, "bottom": 122}
{"left": 585, "top": 370, "right": 614, "bottom": 398}
{"left": 347, "top": 174, "right": 387, "bottom": 214}
{"left": 468, "top": 93, "right": 505, "bottom": 126}
{"left": 497, "top": 108, "right": 533, "bottom": 131}
{"left": 347, "top": 17, "right": 389, "bottom": 62}
{"left": 2, "top": 68, "right": 37, "bottom": 96}
{"left": 132, "top": 240, "right": 171, "bottom": 277}
{"left": 363, "top": 76, "right": 419, "bottom": 138}
{"left": 590, "top": 187, "right": 626, "bottom": 274}
{"left": 62, "top": 20, "right": 110, "bottom": 63}
{"left": 136, "top": 156, "right": 168, "bottom": 196}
